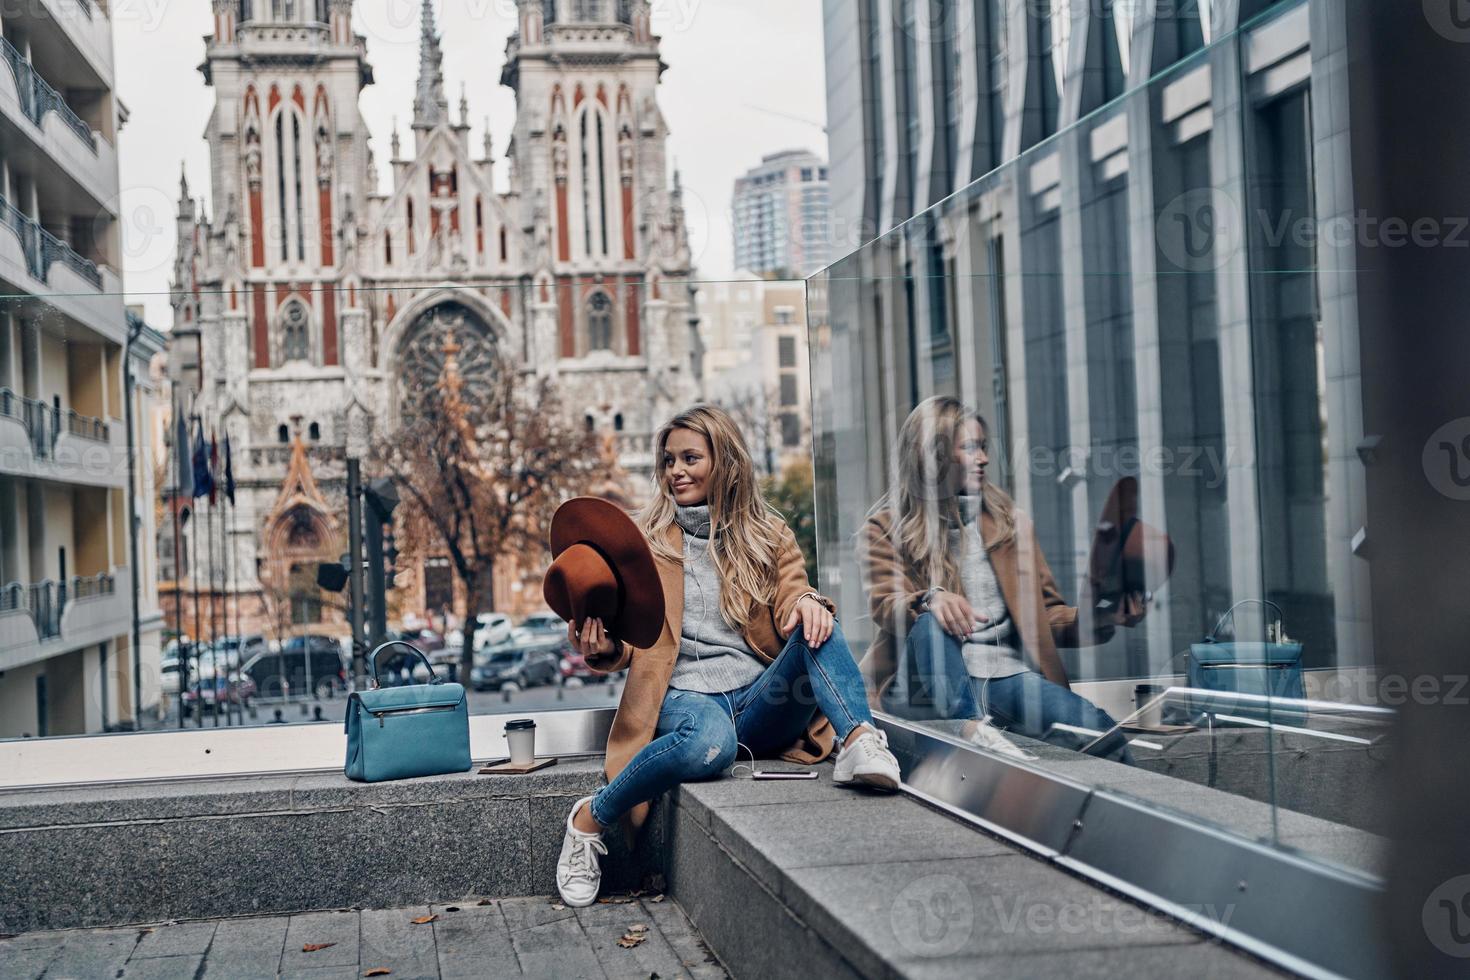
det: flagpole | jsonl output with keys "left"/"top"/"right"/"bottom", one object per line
{"left": 224, "top": 485, "right": 238, "bottom": 725}
{"left": 205, "top": 461, "right": 219, "bottom": 728}
{"left": 223, "top": 435, "right": 242, "bottom": 726}
{"left": 170, "top": 394, "right": 187, "bottom": 730}
{"left": 189, "top": 415, "right": 205, "bottom": 729}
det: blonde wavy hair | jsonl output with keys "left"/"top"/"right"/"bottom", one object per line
{"left": 639, "top": 404, "right": 787, "bottom": 632}
{"left": 868, "top": 395, "right": 1017, "bottom": 592}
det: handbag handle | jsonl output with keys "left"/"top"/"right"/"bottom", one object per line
{"left": 1206, "top": 599, "right": 1285, "bottom": 643}
{"left": 367, "top": 639, "right": 439, "bottom": 687}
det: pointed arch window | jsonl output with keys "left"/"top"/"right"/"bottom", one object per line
{"left": 280, "top": 300, "right": 312, "bottom": 363}
{"left": 542, "top": 0, "right": 558, "bottom": 25}
{"left": 314, "top": 0, "right": 329, "bottom": 23}
{"left": 240, "top": 0, "right": 254, "bottom": 21}
{"left": 273, "top": 108, "right": 307, "bottom": 263}
{"left": 587, "top": 291, "right": 614, "bottom": 352}
{"left": 578, "top": 106, "right": 611, "bottom": 258}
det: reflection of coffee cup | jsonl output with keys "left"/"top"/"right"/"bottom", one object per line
{"left": 505, "top": 718, "right": 536, "bottom": 765}
{"left": 1133, "top": 684, "right": 1164, "bottom": 727}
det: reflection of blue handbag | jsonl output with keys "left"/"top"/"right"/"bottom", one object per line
{"left": 1187, "top": 600, "right": 1305, "bottom": 723}
{"left": 344, "top": 641, "right": 471, "bottom": 783}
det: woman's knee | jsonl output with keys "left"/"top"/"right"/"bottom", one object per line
{"left": 668, "top": 713, "right": 738, "bottom": 778}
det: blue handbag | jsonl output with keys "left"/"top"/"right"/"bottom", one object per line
{"left": 344, "top": 640, "right": 472, "bottom": 782}
{"left": 1187, "top": 600, "right": 1305, "bottom": 723}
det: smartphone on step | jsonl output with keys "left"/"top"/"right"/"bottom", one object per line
{"left": 751, "top": 770, "right": 820, "bottom": 780}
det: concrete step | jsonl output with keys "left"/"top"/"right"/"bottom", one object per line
{"left": 659, "top": 762, "right": 1289, "bottom": 979}
{"left": 0, "top": 760, "right": 658, "bottom": 933}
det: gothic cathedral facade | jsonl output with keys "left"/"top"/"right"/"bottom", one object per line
{"left": 171, "top": 0, "right": 699, "bottom": 632}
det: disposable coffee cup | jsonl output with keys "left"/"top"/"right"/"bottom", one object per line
{"left": 505, "top": 718, "right": 536, "bottom": 765}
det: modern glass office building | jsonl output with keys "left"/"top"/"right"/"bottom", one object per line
{"left": 815, "top": 0, "right": 1470, "bottom": 975}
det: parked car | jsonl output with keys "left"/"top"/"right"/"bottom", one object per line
{"left": 519, "top": 612, "right": 566, "bottom": 635}
{"left": 558, "top": 647, "right": 614, "bottom": 685}
{"left": 446, "top": 612, "right": 513, "bottom": 652}
{"left": 181, "top": 669, "right": 257, "bottom": 717}
{"left": 240, "top": 635, "right": 348, "bottom": 699}
{"left": 470, "top": 636, "right": 567, "bottom": 692}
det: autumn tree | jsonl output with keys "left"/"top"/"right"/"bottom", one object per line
{"left": 374, "top": 331, "right": 605, "bottom": 685}
{"left": 762, "top": 458, "right": 818, "bottom": 583}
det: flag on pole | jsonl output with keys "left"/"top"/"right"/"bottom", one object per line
{"left": 174, "top": 397, "right": 194, "bottom": 500}
{"left": 191, "top": 420, "right": 214, "bottom": 501}
{"left": 223, "top": 432, "right": 236, "bottom": 506}
{"left": 208, "top": 432, "right": 220, "bottom": 506}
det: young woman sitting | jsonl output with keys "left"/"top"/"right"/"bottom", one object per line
{"left": 553, "top": 404, "right": 902, "bottom": 907}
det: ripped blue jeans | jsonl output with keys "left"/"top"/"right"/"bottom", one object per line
{"left": 587, "top": 624, "right": 871, "bottom": 828}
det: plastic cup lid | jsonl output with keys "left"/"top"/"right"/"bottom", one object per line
{"left": 504, "top": 718, "right": 536, "bottom": 731}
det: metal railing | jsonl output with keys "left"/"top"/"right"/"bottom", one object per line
{"left": 0, "top": 194, "right": 102, "bottom": 288}
{"left": 0, "top": 35, "right": 98, "bottom": 151}
{"left": 0, "top": 573, "right": 113, "bottom": 641}
{"left": 65, "top": 407, "right": 109, "bottom": 442}
{"left": 71, "top": 571, "right": 115, "bottom": 600}
{"left": 15, "top": 580, "right": 62, "bottom": 639}
{"left": 0, "top": 387, "right": 109, "bottom": 455}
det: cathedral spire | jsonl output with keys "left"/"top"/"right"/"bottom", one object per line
{"left": 412, "top": 0, "right": 449, "bottom": 131}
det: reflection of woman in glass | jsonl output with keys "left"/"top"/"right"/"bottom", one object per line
{"left": 859, "top": 396, "right": 1142, "bottom": 761}
{"left": 556, "top": 405, "right": 902, "bottom": 908}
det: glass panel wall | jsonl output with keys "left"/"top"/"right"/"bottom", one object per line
{"left": 808, "top": 0, "right": 1388, "bottom": 878}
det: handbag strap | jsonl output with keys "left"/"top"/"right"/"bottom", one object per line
{"left": 367, "top": 639, "right": 439, "bottom": 687}
{"left": 1207, "top": 599, "right": 1285, "bottom": 642}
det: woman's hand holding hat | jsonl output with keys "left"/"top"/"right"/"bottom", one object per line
{"left": 569, "top": 617, "right": 616, "bottom": 658}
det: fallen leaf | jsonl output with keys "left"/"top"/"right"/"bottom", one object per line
{"left": 302, "top": 942, "right": 337, "bottom": 952}
{"left": 410, "top": 915, "right": 438, "bottom": 925}
{"left": 650, "top": 894, "right": 666, "bottom": 903}
{"left": 628, "top": 923, "right": 649, "bottom": 935}
{"left": 363, "top": 970, "right": 392, "bottom": 977}
{"left": 616, "top": 932, "right": 648, "bottom": 949}
{"left": 477, "top": 899, "right": 493, "bottom": 907}
{"left": 550, "top": 902, "right": 567, "bottom": 911}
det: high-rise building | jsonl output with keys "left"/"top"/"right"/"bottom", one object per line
{"left": 170, "top": 0, "right": 699, "bottom": 633}
{"left": 699, "top": 275, "right": 811, "bottom": 474}
{"left": 731, "top": 149, "right": 832, "bottom": 278}
{"left": 0, "top": 1, "right": 167, "bottom": 736}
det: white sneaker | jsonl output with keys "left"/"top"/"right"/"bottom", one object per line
{"left": 833, "top": 725, "right": 902, "bottom": 791}
{"left": 964, "top": 717, "right": 1038, "bottom": 761}
{"left": 555, "top": 796, "right": 608, "bottom": 908}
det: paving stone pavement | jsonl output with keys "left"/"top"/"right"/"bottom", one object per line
{"left": 0, "top": 896, "right": 728, "bottom": 980}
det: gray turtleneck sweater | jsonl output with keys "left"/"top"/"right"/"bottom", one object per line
{"left": 666, "top": 504, "right": 768, "bottom": 694}
{"left": 949, "top": 496, "right": 1028, "bottom": 680}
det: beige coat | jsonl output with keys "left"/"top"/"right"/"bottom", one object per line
{"left": 857, "top": 506, "right": 1115, "bottom": 707}
{"left": 588, "top": 521, "right": 837, "bottom": 834}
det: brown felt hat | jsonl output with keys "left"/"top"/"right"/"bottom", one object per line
{"left": 1087, "top": 477, "right": 1176, "bottom": 611}
{"left": 543, "top": 496, "right": 665, "bottom": 649}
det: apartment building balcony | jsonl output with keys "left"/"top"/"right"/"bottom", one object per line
{"left": 0, "top": 564, "right": 130, "bottom": 673}
{"left": 22, "top": 0, "right": 116, "bottom": 91}
{"left": 0, "top": 36, "right": 120, "bottom": 217}
{"left": 0, "top": 387, "right": 123, "bottom": 488}
{"left": 0, "top": 195, "right": 124, "bottom": 345}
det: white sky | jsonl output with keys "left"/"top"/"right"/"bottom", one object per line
{"left": 113, "top": 0, "right": 828, "bottom": 326}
